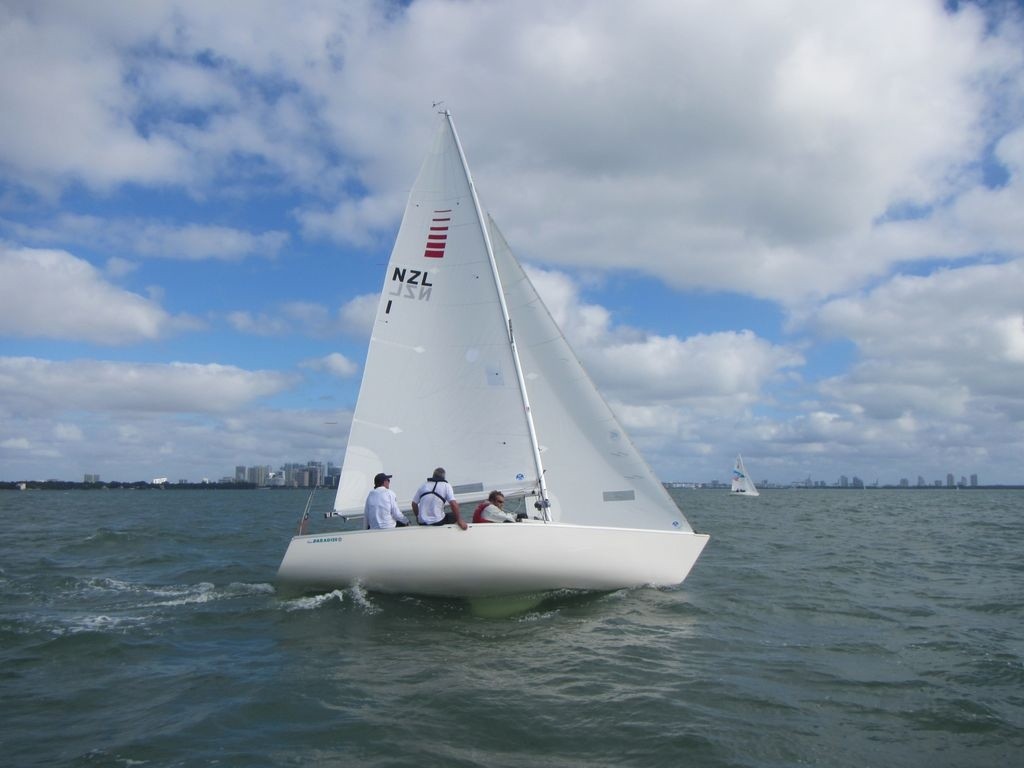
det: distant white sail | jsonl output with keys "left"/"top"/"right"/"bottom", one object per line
{"left": 730, "top": 454, "right": 759, "bottom": 496}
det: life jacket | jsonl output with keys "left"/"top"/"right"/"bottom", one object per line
{"left": 472, "top": 501, "right": 493, "bottom": 524}
{"left": 417, "top": 479, "right": 448, "bottom": 504}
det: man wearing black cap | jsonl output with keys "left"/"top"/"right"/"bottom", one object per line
{"left": 411, "top": 467, "right": 467, "bottom": 530}
{"left": 364, "top": 472, "right": 409, "bottom": 529}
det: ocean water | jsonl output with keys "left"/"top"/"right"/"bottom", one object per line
{"left": 1, "top": 487, "right": 1022, "bottom": 767}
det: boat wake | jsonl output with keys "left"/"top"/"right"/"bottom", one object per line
{"left": 279, "top": 585, "right": 380, "bottom": 614}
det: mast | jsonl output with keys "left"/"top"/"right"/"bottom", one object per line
{"left": 444, "top": 110, "right": 551, "bottom": 520}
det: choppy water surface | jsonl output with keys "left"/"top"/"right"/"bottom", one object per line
{"left": 1, "top": 488, "right": 1022, "bottom": 766}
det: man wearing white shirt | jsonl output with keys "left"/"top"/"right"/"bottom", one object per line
{"left": 411, "top": 467, "right": 467, "bottom": 530}
{"left": 364, "top": 472, "right": 409, "bottom": 529}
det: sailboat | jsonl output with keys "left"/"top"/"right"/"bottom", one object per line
{"left": 730, "top": 454, "right": 759, "bottom": 496}
{"left": 276, "top": 111, "right": 709, "bottom": 598}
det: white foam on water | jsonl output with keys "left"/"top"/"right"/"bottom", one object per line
{"left": 280, "top": 586, "right": 380, "bottom": 614}
{"left": 74, "top": 577, "right": 276, "bottom": 610}
{"left": 54, "top": 613, "right": 151, "bottom": 635}
{"left": 282, "top": 589, "right": 347, "bottom": 611}
{"left": 227, "top": 581, "right": 275, "bottom": 596}
{"left": 84, "top": 577, "right": 142, "bottom": 594}
{"left": 347, "top": 584, "right": 380, "bottom": 614}
{"left": 148, "top": 582, "right": 216, "bottom": 606}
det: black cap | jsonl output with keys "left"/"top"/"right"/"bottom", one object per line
{"left": 374, "top": 472, "right": 392, "bottom": 486}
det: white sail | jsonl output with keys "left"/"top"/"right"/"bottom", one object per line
{"left": 730, "top": 454, "right": 759, "bottom": 496}
{"left": 334, "top": 116, "right": 539, "bottom": 514}
{"left": 279, "top": 112, "right": 708, "bottom": 598}
{"left": 489, "top": 218, "right": 692, "bottom": 532}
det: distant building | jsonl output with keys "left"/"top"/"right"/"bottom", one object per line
{"left": 229, "top": 460, "right": 367, "bottom": 488}
{"left": 970, "top": 474, "right": 978, "bottom": 487}
{"left": 917, "top": 475, "right": 925, "bottom": 487}
{"left": 305, "top": 461, "right": 324, "bottom": 487}
{"left": 946, "top": 473, "right": 955, "bottom": 488}
{"left": 83, "top": 473, "right": 100, "bottom": 483}
{"left": 899, "top": 478, "right": 909, "bottom": 487}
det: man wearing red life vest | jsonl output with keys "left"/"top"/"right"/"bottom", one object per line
{"left": 472, "top": 490, "right": 516, "bottom": 523}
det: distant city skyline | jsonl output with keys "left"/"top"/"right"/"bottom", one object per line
{"left": 9, "top": 464, "right": 1001, "bottom": 489}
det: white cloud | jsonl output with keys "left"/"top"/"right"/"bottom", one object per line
{"left": 131, "top": 222, "right": 288, "bottom": 261}
{"left": 0, "top": 5, "right": 188, "bottom": 193}
{"left": 53, "top": 423, "right": 84, "bottom": 442}
{"left": 590, "top": 330, "right": 804, "bottom": 404}
{"left": 2, "top": 1, "right": 1023, "bottom": 484}
{"left": 772, "top": 259, "right": 1024, "bottom": 479}
{"left": 105, "top": 257, "right": 139, "bottom": 278}
{"left": 297, "top": 192, "right": 405, "bottom": 247}
{"left": 228, "top": 302, "right": 338, "bottom": 337}
{"left": 9, "top": 215, "right": 288, "bottom": 261}
{"left": 0, "top": 357, "right": 296, "bottom": 416}
{"left": 227, "top": 310, "right": 291, "bottom": 337}
{"left": 0, "top": 1, "right": 356, "bottom": 195}
{"left": 812, "top": 261, "right": 1024, "bottom": 378}
{"left": 338, "top": 293, "right": 380, "bottom": 337}
{"left": 313, "top": 0, "right": 1024, "bottom": 303}
{"left": 301, "top": 353, "right": 359, "bottom": 378}
{"left": 3, "top": 0, "right": 1021, "bottom": 302}
{"left": 0, "top": 405, "right": 351, "bottom": 483}
{"left": 227, "top": 294, "right": 379, "bottom": 339}
{"left": 528, "top": 265, "right": 802, "bottom": 402}
{"left": 0, "top": 355, "right": 322, "bottom": 480}
{"left": 0, "top": 246, "right": 198, "bottom": 344}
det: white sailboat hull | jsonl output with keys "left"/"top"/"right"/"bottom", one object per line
{"left": 276, "top": 522, "right": 709, "bottom": 598}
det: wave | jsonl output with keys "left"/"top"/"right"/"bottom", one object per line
{"left": 3, "top": 578, "right": 281, "bottom": 640}
{"left": 280, "top": 585, "right": 380, "bottom": 614}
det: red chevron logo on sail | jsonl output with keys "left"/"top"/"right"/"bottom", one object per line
{"left": 424, "top": 210, "right": 450, "bottom": 257}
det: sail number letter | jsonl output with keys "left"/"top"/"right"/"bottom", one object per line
{"left": 389, "top": 267, "right": 434, "bottom": 302}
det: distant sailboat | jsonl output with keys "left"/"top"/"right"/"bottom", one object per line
{"left": 730, "top": 455, "right": 759, "bottom": 496}
{"left": 275, "top": 110, "right": 709, "bottom": 598}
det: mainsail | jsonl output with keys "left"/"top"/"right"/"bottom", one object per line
{"left": 333, "top": 114, "right": 541, "bottom": 515}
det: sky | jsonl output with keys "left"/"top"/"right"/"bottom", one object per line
{"left": 2, "top": 0, "right": 1023, "bottom": 486}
